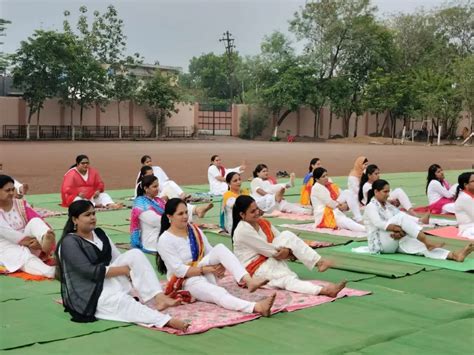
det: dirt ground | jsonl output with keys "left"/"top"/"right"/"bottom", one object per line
{"left": 0, "top": 137, "right": 472, "bottom": 194}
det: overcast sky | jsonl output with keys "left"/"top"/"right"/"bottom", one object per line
{"left": 1, "top": 0, "right": 449, "bottom": 71}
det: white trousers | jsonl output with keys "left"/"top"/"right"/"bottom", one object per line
{"left": 74, "top": 192, "right": 114, "bottom": 207}
{"left": 160, "top": 180, "right": 184, "bottom": 199}
{"left": 95, "top": 249, "right": 171, "bottom": 328}
{"left": 334, "top": 210, "right": 366, "bottom": 232}
{"left": 337, "top": 189, "right": 363, "bottom": 221}
{"left": 278, "top": 200, "right": 311, "bottom": 215}
{"left": 379, "top": 213, "right": 450, "bottom": 259}
{"left": 442, "top": 203, "right": 455, "bottom": 214}
{"left": 388, "top": 188, "right": 412, "bottom": 210}
{"left": 255, "top": 231, "right": 322, "bottom": 295}
{"left": 18, "top": 218, "right": 55, "bottom": 278}
{"left": 459, "top": 224, "right": 474, "bottom": 239}
{"left": 184, "top": 244, "right": 255, "bottom": 313}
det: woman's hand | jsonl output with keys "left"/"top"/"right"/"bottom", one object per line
{"left": 203, "top": 264, "right": 226, "bottom": 278}
{"left": 337, "top": 202, "right": 349, "bottom": 212}
{"left": 274, "top": 248, "right": 292, "bottom": 260}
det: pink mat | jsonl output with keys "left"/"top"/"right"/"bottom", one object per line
{"left": 425, "top": 226, "right": 471, "bottom": 240}
{"left": 150, "top": 276, "right": 370, "bottom": 335}
{"left": 279, "top": 223, "right": 366, "bottom": 238}
{"left": 412, "top": 206, "right": 455, "bottom": 218}
{"left": 33, "top": 208, "right": 66, "bottom": 218}
{"left": 264, "top": 210, "right": 313, "bottom": 221}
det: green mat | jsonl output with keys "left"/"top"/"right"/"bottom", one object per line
{"left": 316, "top": 247, "right": 439, "bottom": 278}
{"left": 3, "top": 284, "right": 472, "bottom": 354}
{"left": 0, "top": 295, "right": 131, "bottom": 350}
{"left": 0, "top": 277, "right": 59, "bottom": 302}
{"left": 360, "top": 269, "right": 474, "bottom": 304}
{"left": 347, "top": 318, "right": 474, "bottom": 354}
{"left": 333, "top": 242, "right": 474, "bottom": 272}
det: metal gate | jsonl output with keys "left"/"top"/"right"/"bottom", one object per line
{"left": 197, "top": 103, "right": 232, "bottom": 135}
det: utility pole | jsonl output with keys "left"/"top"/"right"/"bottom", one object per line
{"left": 219, "top": 31, "right": 236, "bottom": 104}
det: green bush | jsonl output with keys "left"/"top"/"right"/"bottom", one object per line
{"left": 239, "top": 107, "right": 270, "bottom": 139}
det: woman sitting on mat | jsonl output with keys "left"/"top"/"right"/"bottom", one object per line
{"left": 137, "top": 155, "right": 188, "bottom": 200}
{"left": 220, "top": 172, "right": 248, "bottom": 233}
{"left": 300, "top": 158, "right": 322, "bottom": 206}
{"left": 364, "top": 179, "right": 472, "bottom": 261}
{"left": 347, "top": 156, "right": 369, "bottom": 199}
{"left": 56, "top": 200, "right": 188, "bottom": 330}
{"left": 0, "top": 174, "right": 56, "bottom": 278}
{"left": 232, "top": 195, "right": 346, "bottom": 297}
{"left": 157, "top": 198, "right": 275, "bottom": 317}
{"left": 359, "top": 164, "right": 417, "bottom": 217}
{"left": 426, "top": 164, "right": 457, "bottom": 214}
{"left": 311, "top": 168, "right": 365, "bottom": 231}
{"left": 61, "top": 154, "right": 122, "bottom": 209}
{"left": 131, "top": 175, "right": 213, "bottom": 252}
{"left": 251, "top": 164, "right": 309, "bottom": 215}
{"left": 208, "top": 155, "right": 245, "bottom": 196}
{"left": 454, "top": 172, "right": 474, "bottom": 238}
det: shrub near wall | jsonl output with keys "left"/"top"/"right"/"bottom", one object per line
{"left": 239, "top": 107, "right": 270, "bottom": 139}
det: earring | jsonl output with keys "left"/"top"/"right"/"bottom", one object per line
{"left": 73, "top": 224, "right": 77, "bottom": 231}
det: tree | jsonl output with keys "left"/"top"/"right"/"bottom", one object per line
{"left": 137, "top": 73, "right": 180, "bottom": 139}
{"left": 63, "top": 5, "right": 141, "bottom": 138}
{"left": 11, "top": 30, "right": 72, "bottom": 140}
{"left": 254, "top": 32, "right": 305, "bottom": 138}
{"left": 454, "top": 55, "right": 474, "bottom": 132}
{"left": 0, "top": 19, "right": 12, "bottom": 71}
{"left": 290, "top": 0, "right": 375, "bottom": 138}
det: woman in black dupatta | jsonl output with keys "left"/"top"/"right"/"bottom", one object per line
{"left": 56, "top": 200, "right": 188, "bottom": 331}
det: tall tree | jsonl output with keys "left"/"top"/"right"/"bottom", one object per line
{"left": 254, "top": 32, "right": 305, "bottom": 138}
{"left": 0, "top": 19, "right": 12, "bottom": 71}
{"left": 137, "top": 73, "right": 180, "bottom": 139}
{"left": 290, "top": 0, "right": 375, "bottom": 138}
{"left": 11, "top": 30, "right": 72, "bottom": 140}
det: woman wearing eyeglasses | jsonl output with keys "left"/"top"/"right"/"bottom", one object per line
{"left": 60, "top": 154, "right": 122, "bottom": 209}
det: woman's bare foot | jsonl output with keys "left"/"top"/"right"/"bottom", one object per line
{"left": 166, "top": 318, "right": 190, "bottom": 331}
{"left": 41, "top": 230, "right": 56, "bottom": 255}
{"left": 155, "top": 293, "right": 181, "bottom": 311}
{"left": 106, "top": 203, "right": 124, "bottom": 210}
{"left": 21, "top": 183, "right": 29, "bottom": 195}
{"left": 275, "top": 187, "right": 285, "bottom": 203}
{"left": 418, "top": 212, "right": 430, "bottom": 224}
{"left": 316, "top": 259, "right": 333, "bottom": 272}
{"left": 254, "top": 293, "right": 276, "bottom": 317}
{"left": 319, "top": 280, "right": 347, "bottom": 298}
{"left": 243, "top": 275, "right": 269, "bottom": 293}
{"left": 448, "top": 243, "right": 474, "bottom": 262}
{"left": 195, "top": 203, "right": 214, "bottom": 218}
{"left": 289, "top": 173, "right": 296, "bottom": 187}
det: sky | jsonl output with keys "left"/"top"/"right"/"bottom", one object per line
{"left": 1, "top": 0, "right": 449, "bottom": 71}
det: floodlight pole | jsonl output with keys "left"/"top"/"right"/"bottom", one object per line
{"left": 219, "top": 31, "right": 236, "bottom": 104}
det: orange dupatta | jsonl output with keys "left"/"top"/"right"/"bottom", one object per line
{"left": 317, "top": 183, "right": 340, "bottom": 229}
{"left": 245, "top": 218, "right": 275, "bottom": 276}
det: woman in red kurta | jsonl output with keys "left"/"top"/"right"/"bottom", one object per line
{"left": 61, "top": 155, "right": 121, "bottom": 209}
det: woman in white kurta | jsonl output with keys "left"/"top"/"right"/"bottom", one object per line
{"left": 311, "top": 168, "right": 365, "bottom": 232}
{"left": 208, "top": 155, "right": 245, "bottom": 196}
{"left": 251, "top": 164, "right": 310, "bottom": 215}
{"left": 426, "top": 164, "right": 457, "bottom": 214}
{"left": 0, "top": 175, "right": 55, "bottom": 277}
{"left": 57, "top": 200, "right": 188, "bottom": 330}
{"left": 131, "top": 175, "right": 213, "bottom": 252}
{"left": 232, "top": 195, "right": 346, "bottom": 297}
{"left": 359, "top": 164, "right": 416, "bottom": 216}
{"left": 221, "top": 172, "right": 272, "bottom": 233}
{"left": 137, "top": 155, "right": 187, "bottom": 199}
{"left": 347, "top": 156, "right": 368, "bottom": 199}
{"left": 157, "top": 198, "right": 275, "bottom": 316}
{"left": 364, "top": 179, "right": 473, "bottom": 261}
{"left": 454, "top": 172, "right": 474, "bottom": 238}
